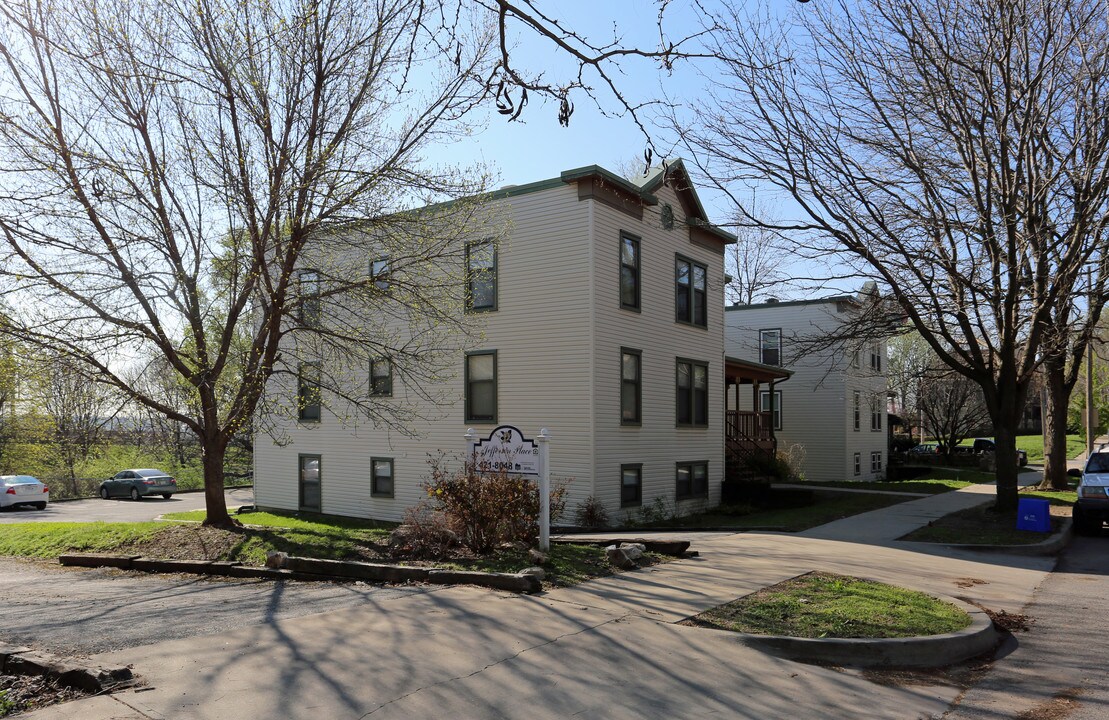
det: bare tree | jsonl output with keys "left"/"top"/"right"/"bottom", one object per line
{"left": 36, "top": 355, "right": 124, "bottom": 496}
{"left": 0, "top": 0, "right": 502, "bottom": 526}
{"left": 918, "top": 364, "right": 991, "bottom": 458}
{"left": 723, "top": 196, "right": 791, "bottom": 306}
{"left": 886, "top": 332, "right": 933, "bottom": 441}
{"left": 679, "top": 0, "right": 1109, "bottom": 511}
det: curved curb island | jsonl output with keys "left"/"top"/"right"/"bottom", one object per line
{"left": 709, "top": 595, "right": 998, "bottom": 669}
{"left": 938, "top": 517, "right": 1073, "bottom": 556}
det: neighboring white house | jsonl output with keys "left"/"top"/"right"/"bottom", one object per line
{"left": 254, "top": 160, "right": 735, "bottom": 522}
{"left": 723, "top": 290, "right": 888, "bottom": 482}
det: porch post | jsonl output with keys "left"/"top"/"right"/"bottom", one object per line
{"left": 769, "top": 380, "right": 777, "bottom": 441}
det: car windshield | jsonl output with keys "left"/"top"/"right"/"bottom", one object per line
{"left": 1088, "top": 454, "right": 1109, "bottom": 473}
{"left": 1, "top": 475, "right": 39, "bottom": 484}
{"left": 135, "top": 469, "right": 168, "bottom": 477}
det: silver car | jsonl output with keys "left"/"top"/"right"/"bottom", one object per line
{"left": 1, "top": 475, "right": 49, "bottom": 510}
{"left": 99, "top": 468, "right": 178, "bottom": 501}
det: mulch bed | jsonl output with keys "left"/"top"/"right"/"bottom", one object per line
{"left": 0, "top": 674, "right": 87, "bottom": 717}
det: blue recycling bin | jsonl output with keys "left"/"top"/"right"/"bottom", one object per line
{"left": 1016, "top": 497, "right": 1051, "bottom": 533}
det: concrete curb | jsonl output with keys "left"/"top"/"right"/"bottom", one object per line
{"left": 0, "top": 640, "right": 133, "bottom": 692}
{"left": 57, "top": 553, "right": 542, "bottom": 593}
{"left": 713, "top": 595, "right": 998, "bottom": 669}
{"left": 942, "top": 517, "right": 1073, "bottom": 556}
{"left": 551, "top": 537, "right": 693, "bottom": 556}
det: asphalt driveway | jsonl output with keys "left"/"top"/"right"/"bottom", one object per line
{"left": 0, "top": 487, "right": 254, "bottom": 524}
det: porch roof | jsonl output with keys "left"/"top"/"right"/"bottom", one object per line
{"left": 724, "top": 356, "right": 793, "bottom": 384}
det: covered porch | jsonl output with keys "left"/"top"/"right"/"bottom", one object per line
{"left": 724, "top": 356, "right": 792, "bottom": 478}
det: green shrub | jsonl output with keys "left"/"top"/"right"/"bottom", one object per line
{"left": 574, "top": 495, "right": 610, "bottom": 528}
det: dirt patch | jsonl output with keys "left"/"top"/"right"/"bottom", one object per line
{"left": 0, "top": 674, "right": 87, "bottom": 717}
{"left": 861, "top": 651, "right": 995, "bottom": 690}
{"left": 1015, "top": 686, "right": 1083, "bottom": 720}
{"left": 118, "top": 523, "right": 243, "bottom": 561}
{"left": 954, "top": 577, "right": 988, "bottom": 589}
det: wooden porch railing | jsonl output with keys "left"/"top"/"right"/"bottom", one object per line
{"left": 726, "top": 410, "right": 775, "bottom": 443}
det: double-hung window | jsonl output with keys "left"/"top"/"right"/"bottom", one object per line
{"left": 297, "top": 362, "right": 321, "bottom": 422}
{"left": 870, "top": 342, "right": 883, "bottom": 372}
{"left": 371, "top": 457, "right": 394, "bottom": 498}
{"left": 675, "top": 256, "right": 707, "bottom": 327}
{"left": 759, "top": 329, "right": 781, "bottom": 366}
{"left": 466, "top": 241, "right": 496, "bottom": 311}
{"left": 676, "top": 461, "right": 708, "bottom": 500}
{"left": 465, "top": 351, "right": 497, "bottom": 423}
{"left": 853, "top": 391, "right": 861, "bottom": 431}
{"left": 676, "top": 359, "right": 709, "bottom": 426}
{"left": 370, "top": 357, "right": 392, "bottom": 397}
{"left": 871, "top": 395, "right": 883, "bottom": 431}
{"left": 759, "top": 390, "right": 782, "bottom": 431}
{"left": 298, "top": 270, "right": 321, "bottom": 327}
{"left": 854, "top": 452, "right": 861, "bottom": 476}
{"left": 621, "top": 464, "right": 642, "bottom": 507}
{"left": 620, "top": 234, "right": 640, "bottom": 310}
{"left": 621, "top": 349, "right": 641, "bottom": 425}
{"left": 371, "top": 257, "right": 390, "bottom": 293}
{"left": 871, "top": 451, "right": 883, "bottom": 473}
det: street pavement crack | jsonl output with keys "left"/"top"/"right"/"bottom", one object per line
{"left": 108, "top": 693, "right": 158, "bottom": 719}
{"left": 358, "top": 614, "right": 630, "bottom": 717}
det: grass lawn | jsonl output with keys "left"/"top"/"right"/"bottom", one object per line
{"left": 901, "top": 489, "right": 1076, "bottom": 545}
{"left": 954, "top": 434, "right": 1085, "bottom": 463}
{"left": 683, "top": 571, "right": 970, "bottom": 638}
{"left": 1, "top": 510, "right": 630, "bottom": 588}
{"left": 0, "top": 522, "right": 164, "bottom": 558}
{"left": 642, "top": 491, "right": 910, "bottom": 532}
{"left": 792, "top": 467, "right": 988, "bottom": 495}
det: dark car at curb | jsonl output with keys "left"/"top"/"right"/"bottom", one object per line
{"left": 99, "top": 469, "right": 178, "bottom": 501}
{"left": 1070, "top": 452, "right": 1109, "bottom": 536}
{"left": 972, "top": 438, "right": 1028, "bottom": 467}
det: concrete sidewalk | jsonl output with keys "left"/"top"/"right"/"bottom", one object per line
{"left": 23, "top": 485, "right": 1057, "bottom": 720}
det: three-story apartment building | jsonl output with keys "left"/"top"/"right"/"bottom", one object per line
{"left": 254, "top": 160, "right": 735, "bottom": 521}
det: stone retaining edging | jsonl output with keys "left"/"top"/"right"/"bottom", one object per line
{"left": 58, "top": 553, "right": 541, "bottom": 593}
{"left": 713, "top": 595, "right": 998, "bottom": 669}
{"left": 0, "top": 640, "right": 133, "bottom": 692}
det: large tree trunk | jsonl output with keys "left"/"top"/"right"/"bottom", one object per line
{"left": 201, "top": 436, "right": 234, "bottom": 528}
{"left": 1041, "top": 359, "right": 1072, "bottom": 490}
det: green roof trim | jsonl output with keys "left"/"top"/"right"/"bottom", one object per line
{"left": 725, "top": 355, "right": 795, "bottom": 378}
{"left": 725, "top": 295, "right": 858, "bottom": 311}
{"left": 560, "top": 165, "right": 660, "bottom": 205}
{"left": 687, "top": 217, "right": 737, "bottom": 243}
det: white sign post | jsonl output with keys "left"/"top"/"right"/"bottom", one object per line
{"left": 466, "top": 425, "right": 550, "bottom": 550}
{"left": 537, "top": 427, "right": 550, "bottom": 551}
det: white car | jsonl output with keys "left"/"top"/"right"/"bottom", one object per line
{"left": 1072, "top": 452, "right": 1109, "bottom": 536}
{"left": 1, "top": 475, "right": 49, "bottom": 510}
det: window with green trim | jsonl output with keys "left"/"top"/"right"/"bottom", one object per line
{"left": 675, "top": 256, "right": 707, "bottom": 327}
{"left": 465, "top": 351, "right": 497, "bottom": 423}
{"left": 620, "top": 234, "right": 640, "bottom": 310}
{"left": 676, "top": 359, "right": 708, "bottom": 426}
{"left": 298, "top": 270, "right": 320, "bottom": 327}
{"left": 370, "top": 357, "right": 392, "bottom": 397}
{"left": 298, "top": 362, "right": 321, "bottom": 422}
{"left": 371, "top": 457, "right": 394, "bottom": 498}
{"left": 466, "top": 241, "right": 496, "bottom": 311}
{"left": 621, "top": 349, "right": 641, "bottom": 424}
{"left": 621, "top": 464, "right": 642, "bottom": 507}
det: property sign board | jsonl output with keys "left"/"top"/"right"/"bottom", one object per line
{"left": 471, "top": 425, "right": 540, "bottom": 476}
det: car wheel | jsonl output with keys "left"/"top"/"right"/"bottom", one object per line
{"left": 161, "top": 494, "right": 172, "bottom": 499}
{"left": 33, "top": 502, "right": 46, "bottom": 510}
{"left": 100, "top": 487, "right": 110, "bottom": 500}
{"left": 130, "top": 487, "right": 141, "bottom": 501}
{"left": 1074, "top": 507, "right": 1098, "bottom": 536}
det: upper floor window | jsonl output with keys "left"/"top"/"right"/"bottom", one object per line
{"left": 620, "top": 233, "right": 641, "bottom": 310}
{"left": 298, "top": 361, "right": 321, "bottom": 422}
{"left": 371, "top": 257, "right": 390, "bottom": 293}
{"left": 853, "top": 391, "right": 861, "bottom": 431}
{"left": 298, "top": 270, "right": 320, "bottom": 327}
{"left": 759, "top": 329, "right": 782, "bottom": 366}
{"left": 465, "top": 351, "right": 497, "bottom": 423}
{"left": 466, "top": 241, "right": 496, "bottom": 312}
{"left": 871, "top": 394, "right": 883, "bottom": 431}
{"left": 759, "top": 390, "right": 782, "bottom": 431}
{"left": 370, "top": 357, "right": 392, "bottom": 397}
{"left": 621, "top": 349, "right": 641, "bottom": 425}
{"left": 676, "top": 359, "right": 708, "bottom": 426}
{"left": 675, "top": 256, "right": 707, "bottom": 327}
{"left": 870, "top": 342, "right": 883, "bottom": 372}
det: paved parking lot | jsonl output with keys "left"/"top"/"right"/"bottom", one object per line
{"left": 0, "top": 487, "right": 254, "bottom": 523}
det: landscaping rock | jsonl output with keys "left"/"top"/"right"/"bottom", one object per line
{"left": 519, "top": 566, "right": 546, "bottom": 581}
{"left": 605, "top": 544, "right": 639, "bottom": 570}
{"left": 265, "top": 551, "right": 289, "bottom": 569}
{"left": 528, "top": 548, "right": 550, "bottom": 565}
{"left": 3, "top": 649, "right": 132, "bottom": 692}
